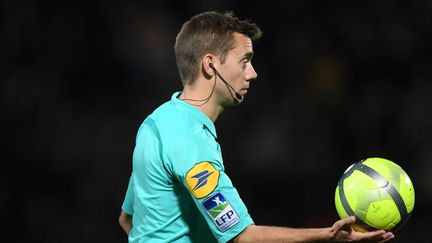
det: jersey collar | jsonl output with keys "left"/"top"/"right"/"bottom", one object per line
{"left": 171, "top": 92, "right": 218, "bottom": 139}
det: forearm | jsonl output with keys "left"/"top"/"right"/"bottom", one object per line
{"left": 234, "top": 225, "right": 331, "bottom": 243}
{"left": 118, "top": 211, "right": 132, "bottom": 235}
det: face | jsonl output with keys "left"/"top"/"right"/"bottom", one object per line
{"left": 215, "top": 33, "right": 257, "bottom": 106}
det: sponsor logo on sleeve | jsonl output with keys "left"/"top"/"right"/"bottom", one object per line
{"left": 186, "top": 162, "right": 220, "bottom": 199}
{"left": 202, "top": 192, "right": 240, "bottom": 232}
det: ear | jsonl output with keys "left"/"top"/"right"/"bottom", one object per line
{"left": 202, "top": 54, "right": 216, "bottom": 77}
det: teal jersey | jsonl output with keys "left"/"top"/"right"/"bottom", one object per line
{"left": 122, "top": 92, "right": 253, "bottom": 243}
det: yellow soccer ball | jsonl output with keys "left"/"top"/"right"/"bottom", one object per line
{"left": 335, "top": 158, "right": 415, "bottom": 232}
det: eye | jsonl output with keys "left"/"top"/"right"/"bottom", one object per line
{"left": 241, "top": 58, "right": 249, "bottom": 69}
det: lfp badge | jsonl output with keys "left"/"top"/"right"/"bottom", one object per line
{"left": 202, "top": 192, "right": 239, "bottom": 232}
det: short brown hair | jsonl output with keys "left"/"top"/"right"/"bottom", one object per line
{"left": 174, "top": 11, "right": 262, "bottom": 85}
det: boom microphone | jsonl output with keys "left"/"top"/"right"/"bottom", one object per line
{"left": 209, "top": 63, "right": 242, "bottom": 100}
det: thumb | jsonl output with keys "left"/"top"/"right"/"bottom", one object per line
{"left": 331, "top": 216, "right": 356, "bottom": 232}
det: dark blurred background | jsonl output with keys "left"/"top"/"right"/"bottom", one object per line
{"left": 2, "top": 0, "right": 431, "bottom": 242}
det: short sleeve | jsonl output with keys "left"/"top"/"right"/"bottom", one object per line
{"left": 121, "top": 174, "right": 134, "bottom": 215}
{"left": 168, "top": 137, "right": 254, "bottom": 243}
{"left": 200, "top": 168, "right": 254, "bottom": 243}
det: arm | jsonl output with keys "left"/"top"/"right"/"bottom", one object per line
{"left": 119, "top": 174, "right": 134, "bottom": 235}
{"left": 118, "top": 210, "right": 132, "bottom": 235}
{"left": 234, "top": 216, "right": 394, "bottom": 243}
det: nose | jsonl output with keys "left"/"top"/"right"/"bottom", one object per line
{"left": 246, "top": 63, "right": 258, "bottom": 81}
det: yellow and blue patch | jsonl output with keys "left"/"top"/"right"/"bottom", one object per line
{"left": 186, "top": 162, "right": 220, "bottom": 199}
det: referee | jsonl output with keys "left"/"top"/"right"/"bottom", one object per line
{"left": 119, "top": 11, "right": 394, "bottom": 243}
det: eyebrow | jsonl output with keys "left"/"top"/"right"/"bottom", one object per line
{"left": 241, "top": 52, "right": 254, "bottom": 61}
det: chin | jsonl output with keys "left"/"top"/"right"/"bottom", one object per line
{"left": 225, "top": 98, "right": 243, "bottom": 107}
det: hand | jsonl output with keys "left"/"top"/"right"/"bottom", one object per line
{"left": 329, "top": 216, "right": 394, "bottom": 242}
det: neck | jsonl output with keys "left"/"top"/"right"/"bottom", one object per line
{"left": 179, "top": 86, "right": 224, "bottom": 123}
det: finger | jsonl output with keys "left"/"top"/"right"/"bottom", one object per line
{"left": 369, "top": 232, "right": 393, "bottom": 243}
{"left": 352, "top": 229, "right": 387, "bottom": 240}
{"left": 331, "top": 216, "right": 355, "bottom": 232}
{"left": 346, "top": 215, "right": 356, "bottom": 224}
{"left": 379, "top": 232, "right": 395, "bottom": 243}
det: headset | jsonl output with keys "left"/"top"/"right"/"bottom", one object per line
{"left": 181, "top": 63, "right": 242, "bottom": 105}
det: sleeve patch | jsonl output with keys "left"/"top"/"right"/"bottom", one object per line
{"left": 186, "top": 161, "right": 220, "bottom": 199}
{"left": 202, "top": 192, "right": 240, "bottom": 232}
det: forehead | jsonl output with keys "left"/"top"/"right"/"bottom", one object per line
{"left": 230, "top": 32, "right": 253, "bottom": 54}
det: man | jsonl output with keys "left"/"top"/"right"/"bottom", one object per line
{"left": 119, "top": 11, "right": 395, "bottom": 242}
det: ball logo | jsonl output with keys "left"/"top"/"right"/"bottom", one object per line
{"left": 186, "top": 162, "right": 220, "bottom": 198}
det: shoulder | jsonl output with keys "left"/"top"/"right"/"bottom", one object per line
{"left": 137, "top": 97, "right": 218, "bottom": 157}
{"left": 150, "top": 102, "right": 207, "bottom": 145}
